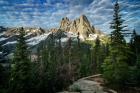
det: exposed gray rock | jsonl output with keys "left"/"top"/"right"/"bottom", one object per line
{"left": 58, "top": 91, "right": 80, "bottom": 93}
{"left": 69, "top": 80, "right": 105, "bottom": 93}
{"left": 59, "top": 15, "right": 97, "bottom": 38}
{"left": 59, "top": 74, "right": 117, "bottom": 93}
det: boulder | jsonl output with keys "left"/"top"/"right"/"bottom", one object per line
{"left": 69, "top": 80, "right": 105, "bottom": 93}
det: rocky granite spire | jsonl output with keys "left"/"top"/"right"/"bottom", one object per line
{"left": 60, "top": 17, "right": 71, "bottom": 31}
{"left": 59, "top": 15, "right": 101, "bottom": 38}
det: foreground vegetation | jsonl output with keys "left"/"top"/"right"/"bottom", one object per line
{"left": 0, "top": 1, "right": 140, "bottom": 93}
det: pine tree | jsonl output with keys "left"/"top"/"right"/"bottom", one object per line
{"left": 94, "top": 36, "right": 101, "bottom": 73}
{"left": 46, "top": 35, "right": 57, "bottom": 93}
{"left": 0, "top": 62, "right": 5, "bottom": 90}
{"left": 129, "top": 29, "right": 137, "bottom": 65}
{"left": 0, "top": 43, "right": 9, "bottom": 93}
{"left": 0, "top": 44, "right": 3, "bottom": 63}
{"left": 131, "top": 30, "right": 140, "bottom": 66}
{"left": 80, "top": 53, "right": 91, "bottom": 77}
{"left": 37, "top": 32, "right": 58, "bottom": 93}
{"left": 136, "top": 55, "right": 140, "bottom": 86}
{"left": 110, "top": 0, "right": 127, "bottom": 47}
{"left": 9, "top": 27, "right": 31, "bottom": 93}
{"left": 79, "top": 41, "right": 93, "bottom": 77}
{"left": 57, "top": 31, "right": 64, "bottom": 65}
{"left": 67, "top": 37, "right": 72, "bottom": 77}
{"left": 36, "top": 43, "right": 47, "bottom": 93}
{"left": 129, "top": 30, "right": 140, "bottom": 86}
{"left": 77, "top": 32, "right": 80, "bottom": 48}
{"left": 102, "top": 1, "right": 129, "bottom": 88}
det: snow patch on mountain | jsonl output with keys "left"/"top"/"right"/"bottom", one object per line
{"left": 63, "top": 31, "right": 101, "bottom": 41}
{"left": 0, "top": 32, "right": 5, "bottom": 36}
{"left": 25, "top": 32, "right": 32, "bottom": 37}
{"left": 3, "top": 41, "right": 17, "bottom": 46}
{"left": 27, "top": 32, "right": 51, "bottom": 46}
{"left": 86, "top": 34, "right": 98, "bottom": 40}
{"left": 0, "top": 37, "right": 7, "bottom": 41}
{"left": 60, "top": 38, "right": 69, "bottom": 43}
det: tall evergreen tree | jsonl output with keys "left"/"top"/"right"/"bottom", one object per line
{"left": 102, "top": 1, "right": 129, "bottom": 88}
{"left": 110, "top": 0, "right": 127, "bottom": 46}
{"left": 129, "top": 29, "right": 137, "bottom": 65}
{"left": 9, "top": 27, "right": 31, "bottom": 93}
{"left": 0, "top": 43, "right": 9, "bottom": 93}
{"left": 57, "top": 31, "right": 64, "bottom": 65}
{"left": 37, "top": 32, "right": 58, "bottom": 93}
{"left": 136, "top": 55, "right": 140, "bottom": 86}
{"left": 94, "top": 36, "right": 101, "bottom": 73}
{"left": 77, "top": 32, "right": 80, "bottom": 48}
{"left": 130, "top": 30, "right": 140, "bottom": 86}
{"left": 131, "top": 30, "right": 140, "bottom": 65}
{"left": 67, "top": 37, "right": 72, "bottom": 77}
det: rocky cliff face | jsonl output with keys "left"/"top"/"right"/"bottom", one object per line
{"left": 59, "top": 15, "right": 102, "bottom": 39}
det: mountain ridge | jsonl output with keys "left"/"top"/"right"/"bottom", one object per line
{"left": 59, "top": 15, "right": 103, "bottom": 38}
{"left": 0, "top": 15, "right": 107, "bottom": 56}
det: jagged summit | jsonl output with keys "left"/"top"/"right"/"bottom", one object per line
{"left": 79, "top": 15, "right": 90, "bottom": 26}
{"left": 60, "top": 17, "right": 71, "bottom": 31}
{"left": 59, "top": 15, "right": 102, "bottom": 38}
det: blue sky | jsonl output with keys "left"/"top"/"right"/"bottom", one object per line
{"left": 0, "top": 0, "right": 140, "bottom": 34}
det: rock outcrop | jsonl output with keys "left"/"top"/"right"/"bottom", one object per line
{"left": 59, "top": 15, "right": 102, "bottom": 38}
{"left": 59, "top": 74, "right": 117, "bottom": 93}
{"left": 69, "top": 79, "right": 105, "bottom": 93}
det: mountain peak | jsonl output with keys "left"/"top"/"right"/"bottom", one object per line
{"left": 79, "top": 14, "right": 88, "bottom": 21}
{"left": 59, "top": 15, "right": 100, "bottom": 38}
{"left": 60, "top": 17, "right": 71, "bottom": 31}
{"left": 62, "top": 17, "right": 69, "bottom": 21}
{"left": 78, "top": 15, "right": 91, "bottom": 29}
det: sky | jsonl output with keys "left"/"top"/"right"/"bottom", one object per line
{"left": 0, "top": 0, "right": 140, "bottom": 34}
